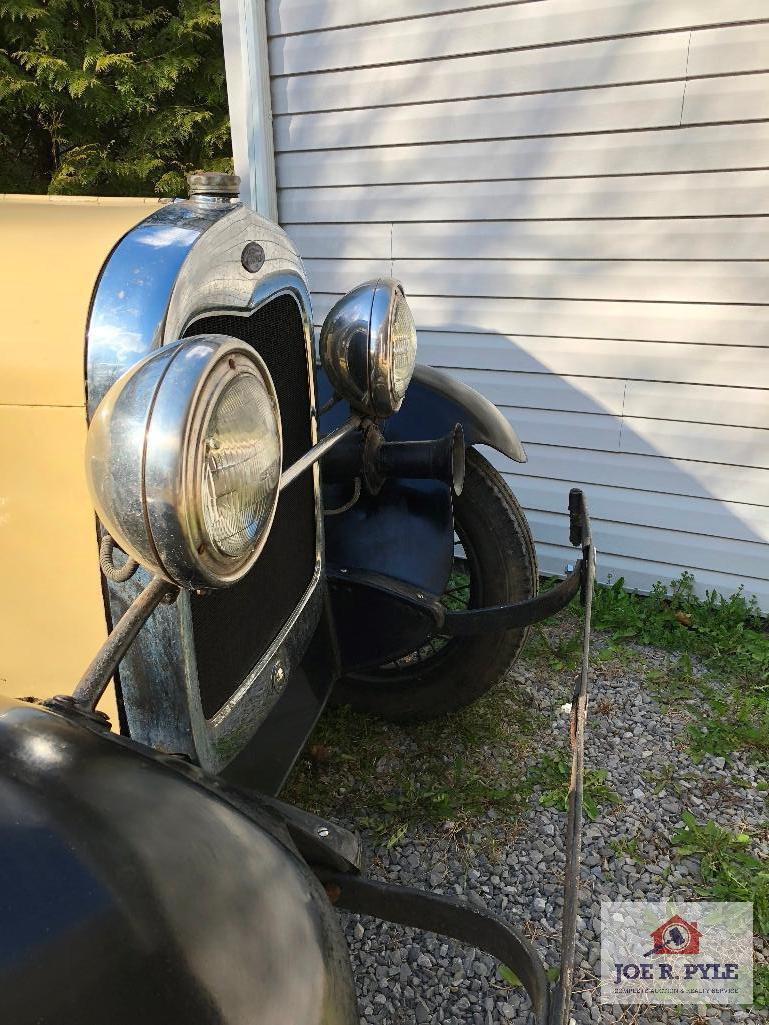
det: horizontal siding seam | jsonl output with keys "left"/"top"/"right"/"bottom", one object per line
{"left": 427, "top": 365, "right": 769, "bottom": 389}
{"left": 304, "top": 250, "right": 768, "bottom": 263}
{"left": 510, "top": 436, "right": 769, "bottom": 471}
{"left": 525, "top": 539, "right": 769, "bottom": 582}
{"left": 502, "top": 469, "right": 769, "bottom": 509}
{"left": 535, "top": 542, "right": 769, "bottom": 585}
{"left": 516, "top": 504, "right": 769, "bottom": 547}
{"left": 312, "top": 292, "right": 769, "bottom": 308}
{"left": 267, "top": 0, "right": 544, "bottom": 41}
{"left": 514, "top": 473, "right": 769, "bottom": 512}
{"left": 274, "top": 116, "right": 769, "bottom": 154}
{"left": 269, "top": 18, "right": 769, "bottom": 79}
{"left": 290, "top": 215, "right": 769, "bottom": 223}
{"left": 491, "top": 404, "right": 769, "bottom": 430}
{"left": 418, "top": 334, "right": 766, "bottom": 347}
{"left": 302, "top": 255, "right": 769, "bottom": 264}
{"left": 273, "top": 67, "right": 769, "bottom": 119}
{"left": 277, "top": 167, "right": 769, "bottom": 189}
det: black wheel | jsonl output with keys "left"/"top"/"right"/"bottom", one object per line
{"left": 331, "top": 448, "right": 538, "bottom": 721}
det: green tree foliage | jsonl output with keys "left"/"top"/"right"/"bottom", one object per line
{"left": 0, "top": 0, "right": 231, "bottom": 195}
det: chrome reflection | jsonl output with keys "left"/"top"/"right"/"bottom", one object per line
{"left": 86, "top": 199, "right": 323, "bottom": 772}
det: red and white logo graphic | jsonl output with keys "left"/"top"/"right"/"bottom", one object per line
{"left": 646, "top": 915, "right": 702, "bottom": 956}
{"left": 602, "top": 901, "right": 753, "bottom": 1005}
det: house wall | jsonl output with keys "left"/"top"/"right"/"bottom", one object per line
{"left": 266, "top": 0, "right": 769, "bottom": 607}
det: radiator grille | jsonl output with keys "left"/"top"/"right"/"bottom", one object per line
{"left": 184, "top": 296, "right": 316, "bottom": 718}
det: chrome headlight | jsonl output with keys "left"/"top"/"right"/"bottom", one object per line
{"left": 319, "top": 278, "right": 417, "bottom": 418}
{"left": 86, "top": 335, "right": 282, "bottom": 589}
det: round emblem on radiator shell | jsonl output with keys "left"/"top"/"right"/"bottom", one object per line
{"left": 241, "top": 242, "right": 266, "bottom": 273}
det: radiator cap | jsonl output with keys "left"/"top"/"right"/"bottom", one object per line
{"left": 187, "top": 171, "right": 241, "bottom": 198}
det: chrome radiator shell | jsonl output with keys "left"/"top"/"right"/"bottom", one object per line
{"left": 86, "top": 198, "right": 322, "bottom": 771}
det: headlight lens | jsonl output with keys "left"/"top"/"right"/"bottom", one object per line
{"left": 86, "top": 336, "right": 282, "bottom": 589}
{"left": 201, "top": 371, "right": 282, "bottom": 560}
{"left": 319, "top": 278, "right": 418, "bottom": 418}
{"left": 390, "top": 293, "right": 417, "bottom": 405}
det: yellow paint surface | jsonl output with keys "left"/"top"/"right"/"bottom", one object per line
{"left": 0, "top": 405, "right": 115, "bottom": 713}
{"left": 0, "top": 195, "right": 167, "bottom": 723}
{"left": 0, "top": 194, "right": 166, "bottom": 407}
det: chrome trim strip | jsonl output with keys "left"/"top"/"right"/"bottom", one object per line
{"left": 179, "top": 566, "right": 325, "bottom": 774}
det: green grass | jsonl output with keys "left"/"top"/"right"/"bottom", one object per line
{"left": 284, "top": 570, "right": 768, "bottom": 862}
{"left": 521, "top": 626, "right": 583, "bottom": 672}
{"left": 644, "top": 655, "right": 769, "bottom": 764}
{"left": 688, "top": 687, "right": 769, "bottom": 762}
{"left": 672, "top": 811, "right": 769, "bottom": 936}
{"left": 281, "top": 569, "right": 769, "bottom": 1007}
{"left": 593, "top": 572, "right": 769, "bottom": 685}
{"left": 528, "top": 753, "right": 622, "bottom": 821}
{"left": 283, "top": 678, "right": 547, "bottom": 847}
{"left": 755, "top": 963, "right": 769, "bottom": 1010}
{"left": 593, "top": 572, "right": 769, "bottom": 764}
{"left": 610, "top": 835, "right": 642, "bottom": 862}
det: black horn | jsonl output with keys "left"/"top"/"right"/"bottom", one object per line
{"left": 322, "top": 423, "right": 466, "bottom": 496}
{"left": 376, "top": 424, "right": 465, "bottom": 495}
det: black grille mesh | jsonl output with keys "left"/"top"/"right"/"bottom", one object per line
{"left": 184, "top": 296, "right": 316, "bottom": 718}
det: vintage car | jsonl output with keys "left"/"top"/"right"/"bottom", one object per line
{"left": 0, "top": 173, "right": 595, "bottom": 1025}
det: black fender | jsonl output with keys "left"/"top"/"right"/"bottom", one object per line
{"left": 317, "top": 364, "right": 526, "bottom": 462}
{"left": 385, "top": 364, "right": 526, "bottom": 462}
{"left": 317, "top": 364, "right": 525, "bottom": 667}
{"left": 318, "top": 366, "right": 456, "bottom": 596}
{"left": 317, "top": 363, "right": 525, "bottom": 594}
{"left": 0, "top": 697, "right": 358, "bottom": 1025}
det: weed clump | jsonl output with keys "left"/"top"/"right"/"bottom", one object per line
{"left": 592, "top": 572, "right": 769, "bottom": 764}
{"left": 593, "top": 571, "right": 769, "bottom": 685}
{"left": 673, "top": 812, "right": 769, "bottom": 937}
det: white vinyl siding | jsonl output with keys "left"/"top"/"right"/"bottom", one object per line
{"left": 267, "top": 0, "right": 769, "bottom": 607}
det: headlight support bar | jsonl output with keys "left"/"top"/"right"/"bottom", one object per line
{"left": 63, "top": 575, "right": 179, "bottom": 712}
{"left": 280, "top": 416, "right": 361, "bottom": 492}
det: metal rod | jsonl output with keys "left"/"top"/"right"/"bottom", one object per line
{"left": 549, "top": 492, "right": 596, "bottom": 1025}
{"left": 279, "top": 417, "right": 360, "bottom": 492}
{"left": 72, "top": 575, "right": 178, "bottom": 710}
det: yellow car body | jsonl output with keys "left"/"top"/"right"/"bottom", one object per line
{"left": 0, "top": 195, "right": 167, "bottom": 717}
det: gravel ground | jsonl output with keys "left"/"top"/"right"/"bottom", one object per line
{"left": 331, "top": 639, "right": 768, "bottom": 1025}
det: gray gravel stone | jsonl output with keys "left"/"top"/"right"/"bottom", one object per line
{"left": 337, "top": 636, "right": 763, "bottom": 1024}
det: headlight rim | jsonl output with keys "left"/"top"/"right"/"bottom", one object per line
{"left": 368, "top": 280, "right": 416, "bottom": 417}
{"left": 320, "top": 277, "right": 417, "bottom": 419}
{"left": 87, "top": 334, "right": 283, "bottom": 591}
{"left": 368, "top": 279, "right": 399, "bottom": 418}
{"left": 147, "top": 338, "right": 283, "bottom": 589}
